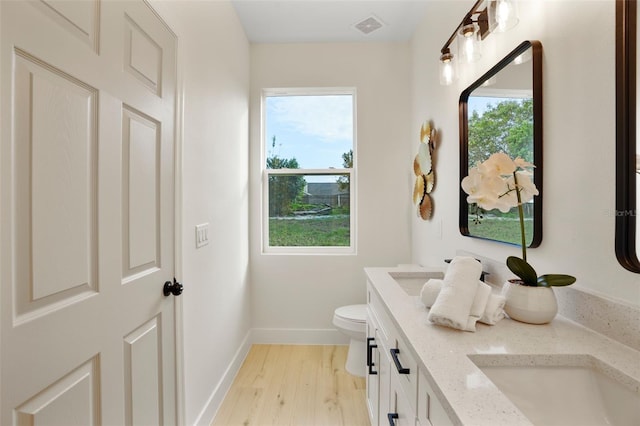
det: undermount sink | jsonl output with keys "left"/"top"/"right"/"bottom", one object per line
{"left": 469, "top": 354, "right": 640, "bottom": 426}
{"left": 388, "top": 270, "right": 444, "bottom": 296}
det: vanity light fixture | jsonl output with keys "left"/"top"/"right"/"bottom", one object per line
{"left": 439, "top": 48, "right": 456, "bottom": 85}
{"left": 439, "top": 0, "right": 519, "bottom": 85}
{"left": 458, "top": 16, "right": 482, "bottom": 64}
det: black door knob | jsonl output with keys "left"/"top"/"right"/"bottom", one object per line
{"left": 163, "top": 278, "right": 183, "bottom": 296}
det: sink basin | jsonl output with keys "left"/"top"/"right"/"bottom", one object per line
{"left": 469, "top": 354, "right": 640, "bottom": 426}
{"left": 388, "top": 271, "right": 444, "bottom": 296}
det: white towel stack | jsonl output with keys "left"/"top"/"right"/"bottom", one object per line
{"left": 423, "top": 256, "right": 505, "bottom": 331}
{"left": 427, "top": 256, "right": 482, "bottom": 330}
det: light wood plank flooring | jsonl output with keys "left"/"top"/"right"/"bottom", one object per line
{"left": 211, "top": 344, "right": 369, "bottom": 426}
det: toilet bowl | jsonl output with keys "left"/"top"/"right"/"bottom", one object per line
{"left": 332, "top": 304, "right": 367, "bottom": 377}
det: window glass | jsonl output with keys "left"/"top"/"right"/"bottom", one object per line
{"left": 263, "top": 91, "right": 355, "bottom": 252}
{"left": 265, "top": 94, "right": 353, "bottom": 168}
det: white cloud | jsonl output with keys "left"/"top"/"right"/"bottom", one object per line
{"left": 268, "top": 95, "right": 353, "bottom": 142}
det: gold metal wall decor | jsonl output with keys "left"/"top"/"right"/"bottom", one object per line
{"left": 413, "top": 121, "right": 437, "bottom": 220}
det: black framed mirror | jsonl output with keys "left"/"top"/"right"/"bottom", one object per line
{"left": 615, "top": 0, "right": 640, "bottom": 273}
{"left": 459, "top": 40, "right": 543, "bottom": 247}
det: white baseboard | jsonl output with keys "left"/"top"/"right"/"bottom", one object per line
{"left": 251, "top": 327, "right": 349, "bottom": 345}
{"left": 193, "top": 327, "right": 349, "bottom": 425}
{"left": 193, "top": 331, "right": 252, "bottom": 426}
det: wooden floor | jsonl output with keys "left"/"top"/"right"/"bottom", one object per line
{"left": 211, "top": 344, "right": 370, "bottom": 426}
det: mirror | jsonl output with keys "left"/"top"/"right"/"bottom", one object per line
{"left": 459, "top": 40, "right": 543, "bottom": 247}
{"left": 615, "top": 0, "right": 640, "bottom": 273}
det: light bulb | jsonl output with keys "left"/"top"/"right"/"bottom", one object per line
{"left": 458, "top": 21, "right": 481, "bottom": 64}
{"left": 489, "top": 0, "right": 519, "bottom": 33}
{"left": 442, "top": 62, "right": 453, "bottom": 85}
{"left": 464, "top": 37, "right": 475, "bottom": 62}
{"left": 439, "top": 50, "right": 456, "bottom": 85}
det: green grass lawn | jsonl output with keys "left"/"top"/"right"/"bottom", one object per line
{"left": 269, "top": 215, "right": 350, "bottom": 246}
{"left": 467, "top": 216, "right": 533, "bottom": 246}
{"left": 269, "top": 213, "right": 530, "bottom": 247}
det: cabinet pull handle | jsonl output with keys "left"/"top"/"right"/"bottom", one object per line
{"left": 387, "top": 412, "right": 398, "bottom": 426}
{"left": 366, "top": 337, "right": 378, "bottom": 375}
{"left": 390, "top": 348, "right": 410, "bottom": 374}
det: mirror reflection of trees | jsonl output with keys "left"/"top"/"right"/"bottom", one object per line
{"left": 468, "top": 98, "right": 533, "bottom": 166}
{"left": 467, "top": 98, "right": 534, "bottom": 246}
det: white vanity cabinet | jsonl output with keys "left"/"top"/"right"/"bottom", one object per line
{"left": 367, "top": 280, "right": 453, "bottom": 426}
{"left": 367, "top": 281, "right": 418, "bottom": 426}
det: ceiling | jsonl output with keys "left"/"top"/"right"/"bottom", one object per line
{"left": 230, "top": 0, "right": 435, "bottom": 43}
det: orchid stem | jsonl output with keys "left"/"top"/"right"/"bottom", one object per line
{"left": 513, "top": 171, "right": 527, "bottom": 261}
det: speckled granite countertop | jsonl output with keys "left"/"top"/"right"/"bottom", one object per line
{"left": 364, "top": 266, "right": 640, "bottom": 426}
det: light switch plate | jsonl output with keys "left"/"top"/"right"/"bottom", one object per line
{"left": 195, "top": 223, "right": 209, "bottom": 248}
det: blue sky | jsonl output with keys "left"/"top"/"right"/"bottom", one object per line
{"left": 468, "top": 95, "right": 509, "bottom": 116}
{"left": 265, "top": 94, "right": 353, "bottom": 170}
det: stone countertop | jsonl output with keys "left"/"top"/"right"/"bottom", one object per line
{"left": 364, "top": 266, "right": 640, "bottom": 426}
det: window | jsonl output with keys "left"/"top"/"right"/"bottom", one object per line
{"left": 262, "top": 88, "right": 356, "bottom": 254}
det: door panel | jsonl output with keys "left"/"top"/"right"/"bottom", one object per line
{"left": 124, "top": 317, "right": 163, "bottom": 426}
{"left": 33, "top": 0, "right": 100, "bottom": 51}
{"left": 12, "top": 48, "right": 99, "bottom": 322}
{"left": 1, "top": 1, "right": 177, "bottom": 424}
{"left": 124, "top": 15, "right": 163, "bottom": 95}
{"left": 122, "top": 105, "right": 161, "bottom": 278}
{"left": 14, "top": 357, "right": 100, "bottom": 426}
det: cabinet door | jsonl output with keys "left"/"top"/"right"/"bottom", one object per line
{"left": 417, "top": 370, "right": 453, "bottom": 426}
{"left": 388, "top": 368, "right": 416, "bottom": 426}
{"left": 366, "top": 321, "right": 380, "bottom": 425}
{"left": 378, "top": 337, "right": 392, "bottom": 426}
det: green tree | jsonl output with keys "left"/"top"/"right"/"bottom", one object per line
{"left": 266, "top": 136, "right": 306, "bottom": 216}
{"left": 468, "top": 99, "right": 533, "bottom": 167}
{"left": 336, "top": 149, "right": 353, "bottom": 192}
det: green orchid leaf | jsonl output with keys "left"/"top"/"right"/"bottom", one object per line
{"left": 506, "top": 256, "right": 538, "bottom": 286}
{"left": 537, "top": 274, "right": 577, "bottom": 287}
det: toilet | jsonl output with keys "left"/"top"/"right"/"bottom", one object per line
{"left": 332, "top": 304, "right": 367, "bottom": 377}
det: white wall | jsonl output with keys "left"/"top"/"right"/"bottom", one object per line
{"left": 149, "top": 1, "right": 251, "bottom": 424}
{"left": 249, "top": 43, "right": 413, "bottom": 340}
{"left": 411, "top": 0, "right": 640, "bottom": 305}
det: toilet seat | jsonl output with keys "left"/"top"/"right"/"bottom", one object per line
{"left": 334, "top": 304, "right": 367, "bottom": 323}
{"left": 333, "top": 304, "right": 367, "bottom": 334}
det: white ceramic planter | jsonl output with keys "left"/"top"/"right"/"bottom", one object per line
{"left": 502, "top": 280, "right": 558, "bottom": 324}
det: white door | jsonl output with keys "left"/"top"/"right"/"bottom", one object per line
{"left": 0, "top": 1, "right": 179, "bottom": 425}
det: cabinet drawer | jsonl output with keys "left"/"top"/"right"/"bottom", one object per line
{"left": 388, "top": 367, "right": 416, "bottom": 426}
{"left": 389, "top": 335, "right": 418, "bottom": 414}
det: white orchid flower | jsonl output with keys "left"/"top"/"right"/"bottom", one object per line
{"left": 514, "top": 171, "right": 539, "bottom": 203}
{"left": 462, "top": 152, "right": 539, "bottom": 213}
{"left": 479, "top": 152, "right": 516, "bottom": 177}
{"left": 514, "top": 157, "right": 535, "bottom": 169}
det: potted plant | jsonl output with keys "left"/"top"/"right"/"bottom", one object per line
{"left": 461, "top": 152, "right": 576, "bottom": 324}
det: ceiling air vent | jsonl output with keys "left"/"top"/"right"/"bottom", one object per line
{"left": 354, "top": 15, "right": 384, "bottom": 35}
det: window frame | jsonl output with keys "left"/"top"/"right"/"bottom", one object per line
{"left": 261, "top": 87, "right": 357, "bottom": 255}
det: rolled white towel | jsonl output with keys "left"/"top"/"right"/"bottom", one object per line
{"left": 470, "top": 281, "right": 492, "bottom": 317}
{"left": 465, "top": 315, "right": 482, "bottom": 332}
{"left": 428, "top": 256, "right": 482, "bottom": 331}
{"left": 479, "top": 294, "right": 506, "bottom": 325}
{"left": 420, "top": 279, "right": 443, "bottom": 308}
{"left": 463, "top": 281, "right": 492, "bottom": 332}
